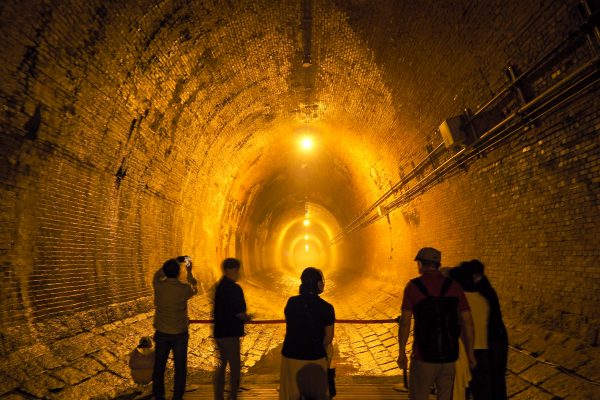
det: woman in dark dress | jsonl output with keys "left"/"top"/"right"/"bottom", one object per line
{"left": 468, "top": 260, "right": 508, "bottom": 400}
{"left": 280, "top": 267, "right": 335, "bottom": 400}
{"left": 452, "top": 260, "right": 508, "bottom": 400}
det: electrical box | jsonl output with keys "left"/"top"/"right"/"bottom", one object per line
{"left": 439, "top": 116, "right": 467, "bottom": 148}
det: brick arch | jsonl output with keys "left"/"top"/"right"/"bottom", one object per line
{"left": 0, "top": 0, "right": 598, "bottom": 366}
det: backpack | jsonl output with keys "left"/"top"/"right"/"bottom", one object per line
{"left": 411, "top": 277, "right": 461, "bottom": 363}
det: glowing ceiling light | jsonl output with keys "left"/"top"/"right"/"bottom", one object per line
{"left": 300, "top": 136, "right": 314, "bottom": 151}
{"left": 303, "top": 219, "right": 310, "bottom": 226}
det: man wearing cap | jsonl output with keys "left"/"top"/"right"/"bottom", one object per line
{"left": 397, "top": 247, "right": 476, "bottom": 400}
{"left": 152, "top": 256, "right": 198, "bottom": 400}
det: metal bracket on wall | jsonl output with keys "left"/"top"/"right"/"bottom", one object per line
{"left": 330, "top": 3, "right": 600, "bottom": 244}
{"left": 504, "top": 65, "right": 535, "bottom": 130}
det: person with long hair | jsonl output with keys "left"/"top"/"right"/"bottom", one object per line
{"left": 450, "top": 260, "right": 508, "bottom": 400}
{"left": 280, "top": 267, "right": 335, "bottom": 400}
{"left": 467, "top": 260, "right": 508, "bottom": 400}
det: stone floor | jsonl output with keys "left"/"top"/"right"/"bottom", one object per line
{"left": 123, "top": 383, "right": 409, "bottom": 399}
{"left": 183, "top": 272, "right": 404, "bottom": 378}
{"left": 1, "top": 272, "right": 599, "bottom": 399}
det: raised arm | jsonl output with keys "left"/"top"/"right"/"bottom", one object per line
{"left": 185, "top": 262, "right": 198, "bottom": 295}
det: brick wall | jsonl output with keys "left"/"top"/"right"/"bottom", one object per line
{"left": 352, "top": 0, "right": 600, "bottom": 344}
{"left": 1, "top": 0, "right": 598, "bottom": 359}
{"left": 401, "top": 93, "right": 599, "bottom": 339}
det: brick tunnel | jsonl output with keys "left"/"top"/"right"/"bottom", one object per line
{"left": 1, "top": 0, "right": 599, "bottom": 399}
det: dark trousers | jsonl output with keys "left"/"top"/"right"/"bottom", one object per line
{"left": 214, "top": 337, "right": 241, "bottom": 400}
{"left": 152, "top": 330, "right": 189, "bottom": 400}
{"left": 489, "top": 340, "right": 508, "bottom": 400}
{"left": 468, "top": 350, "right": 492, "bottom": 400}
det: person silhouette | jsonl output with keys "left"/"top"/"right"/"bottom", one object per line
{"left": 279, "top": 267, "right": 334, "bottom": 400}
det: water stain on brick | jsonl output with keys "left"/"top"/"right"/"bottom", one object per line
{"left": 150, "top": 112, "right": 165, "bottom": 132}
{"left": 126, "top": 118, "right": 137, "bottom": 142}
{"left": 18, "top": 46, "right": 39, "bottom": 82}
{"left": 23, "top": 104, "right": 41, "bottom": 140}
{"left": 115, "top": 158, "right": 128, "bottom": 188}
{"left": 401, "top": 207, "right": 420, "bottom": 227}
{"left": 143, "top": 10, "right": 179, "bottom": 51}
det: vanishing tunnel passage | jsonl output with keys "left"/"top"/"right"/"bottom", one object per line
{"left": 1, "top": 0, "right": 599, "bottom": 399}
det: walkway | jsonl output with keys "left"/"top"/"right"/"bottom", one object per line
{"left": 157, "top": 384, "right": 409, "bottom": 399}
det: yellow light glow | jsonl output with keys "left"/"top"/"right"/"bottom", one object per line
{"left": 271, "top": 202, "right": 341, "bottom": 275}
{"left": 300, "top": 137, "right": 314, "bottom": 151}
{"left": 304, "top": 235, "right": 309, "bottom": 240}
{"left": 305, "top": 244, "right": 310, "bottom": 252}
{"left": 303, "top": 219, "right": 310, "bottom": 226}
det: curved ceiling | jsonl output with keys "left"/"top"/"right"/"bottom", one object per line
{"left": 4, "top": 0, "right": 589, "bottom": 326}
{"left": 0, "top": 0, "right": 533, "bottom": 289}
{"left": 57, "top": 0, "right": 413, "bottom": 280}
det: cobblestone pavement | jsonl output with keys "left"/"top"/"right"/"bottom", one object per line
{"left": 150, "top": 383, "right": 408, "bottom": 399}
{"left": 185, "top": 272, "right": 406, "bottom": 379}
{"left": 1, "top": 273, "right": 599, "bottom": 399}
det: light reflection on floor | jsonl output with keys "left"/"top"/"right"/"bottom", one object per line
{"left": 183, "top": 271, "right": 405, "bottom": 385}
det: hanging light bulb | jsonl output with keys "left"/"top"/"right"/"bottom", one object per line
{"left": 300, "top": 136, "right": 314, "bottom": 151}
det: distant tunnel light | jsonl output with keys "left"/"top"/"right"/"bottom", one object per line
{"left": 304, "top": 234, "right": 309, "bottom": 240}
{"left": 305, "top": 244, "right": 310, "bottom": 252}
{"left": 300, "top": 136, "right": 314, "bottom": 151}
{"left": 303, "top": 219, "right": 311, "bottom": 226}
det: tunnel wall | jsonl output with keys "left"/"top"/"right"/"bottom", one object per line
{"left": 1, "top": 5, "right": 599, "bottom": 400}
{"left": 0, "top": 125, "right": 188, "bottom": 348}
{"left": 403, "top": 97, "right": 599, "bottom": 342}
{"left": 345, "top": 0, "right": 600, "bottom": 343}
{"left": 0, "top": 0, "right": 304, "bottom": 353}
{"left": 0, "top": 0, "right": 224, "bottom": 353}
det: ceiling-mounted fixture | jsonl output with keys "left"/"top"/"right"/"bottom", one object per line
{"left": 302, "top": 0, "right": 312, "bottom": 67}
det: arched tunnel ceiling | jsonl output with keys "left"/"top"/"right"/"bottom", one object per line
{"left": 2, "top": 0, "right": 598, "bottom": 336}
{"left": 2, "top": 0, "right": 475, "bottom": 205}
{"left": 2, "top": 0, "right": 565, "bottom": 181}
{"left": 2, "top": 0, "right": 596, "bottom": 300}
{"left": 3, "top": 0, "right": 541, "bottom": 231}
{"left": 2, "top": 1, "right": 600, "bottom": 396}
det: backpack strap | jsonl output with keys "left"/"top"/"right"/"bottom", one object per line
{"left": 411, "top": 277, "right": 453, "bottom": 297}
{"left": 410, "top": 278, "right": 430, "bottom": 297}
{"left": 439, "top": 277, "right": 453, "bottom": 297}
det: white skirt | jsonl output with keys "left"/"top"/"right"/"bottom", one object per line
{"left": 279, "top": 356, "right": 328, "bottom": 400}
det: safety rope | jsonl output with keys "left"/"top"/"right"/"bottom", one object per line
{"left": 187, "top": 319, "right": 600, "bottom": 387}
{"left": 189, "top": 318, "right": 399, "bottom": 324}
